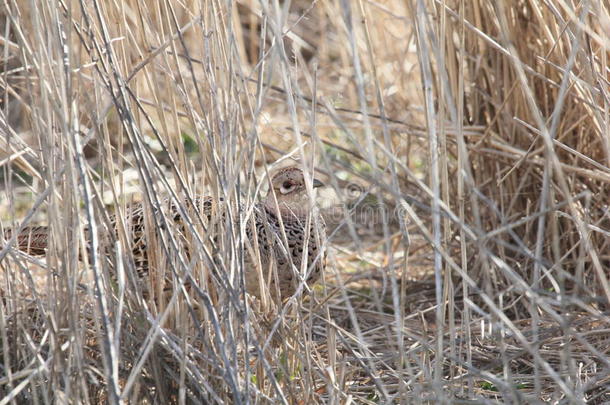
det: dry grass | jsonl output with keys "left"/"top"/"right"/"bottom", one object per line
{"left": 1, "top": 0, "right": 609, "bottom": 403}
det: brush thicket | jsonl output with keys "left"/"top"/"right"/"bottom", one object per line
{"left": 0, "top": 0, "right": 608, "bottom": 403}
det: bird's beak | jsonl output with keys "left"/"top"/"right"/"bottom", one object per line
{"left": 313, "top": 178, "right": 325, "bottom": 188}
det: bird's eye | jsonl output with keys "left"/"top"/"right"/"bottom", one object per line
{"left": 280, "top": 181, "right": 294, "bottom": 194}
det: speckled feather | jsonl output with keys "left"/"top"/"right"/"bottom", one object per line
{"left": 6, "top": 167, "right": 326, "bottom": 299}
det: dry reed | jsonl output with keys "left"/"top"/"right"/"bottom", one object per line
{"left": 0, "top": 0, "right": 608, "bottom": 403}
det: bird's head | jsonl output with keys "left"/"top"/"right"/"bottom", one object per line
{"left": 264, "top": 166, "right": 324, "bottom": 216}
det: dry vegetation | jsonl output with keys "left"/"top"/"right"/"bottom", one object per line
{"left": 1, "top": 0, "right": 609, "bottom": 403}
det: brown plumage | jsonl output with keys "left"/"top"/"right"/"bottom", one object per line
{"left": 246, "top": 166, "right": 327, "bottom": 297}
{"left": 3, "top": 166, "right": 327, "bottom": 299}
{"left": 4, "top": 226, "right": 50, "bottom": 256}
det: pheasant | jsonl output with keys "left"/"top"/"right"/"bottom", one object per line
{"left": 3, "top": 166, "right": 327, "bottom": 299}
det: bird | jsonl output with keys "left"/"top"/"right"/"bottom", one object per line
{"left": 3, "top": 166, "right": 327, "bottom": 300}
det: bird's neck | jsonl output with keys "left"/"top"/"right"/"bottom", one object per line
{"left": 264, "top": 194, "right": 313, "bottom": 220}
